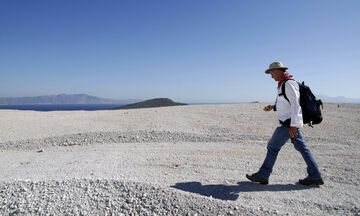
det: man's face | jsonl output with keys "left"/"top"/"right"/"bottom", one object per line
{"left": 269, "top": 69, "right": 284, "bottom": 81}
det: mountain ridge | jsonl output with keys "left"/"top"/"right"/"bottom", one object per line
{"left": 316, "top": 95, "right": 360, "bottom": 104}
{"left": 0, "top": 94, "right": 140, "bottom": 105}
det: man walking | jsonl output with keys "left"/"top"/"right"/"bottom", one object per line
{"left": 246, "top": 62, "right": 324, "bottom": 185}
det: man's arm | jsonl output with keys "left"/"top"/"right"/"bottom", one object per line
{"left": 285, "top": 81, "right": 303, "bottom": 137}
{"left": 285, "top": 81, "right": 303, "bottom": 128}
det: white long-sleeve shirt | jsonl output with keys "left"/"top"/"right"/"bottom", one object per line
{"left": 275, "top": 80, "right": 304, "bottom": 128}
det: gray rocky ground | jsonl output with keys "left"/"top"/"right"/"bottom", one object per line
{"left": 0, "top": 103, "right": 359, "bottom": 215}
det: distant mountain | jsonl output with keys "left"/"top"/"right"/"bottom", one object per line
{"left": 316, "top": 95, "right": 360, "bottom": 104}
{"left": 0, "top": 94, "right": 141, "bottom": 105}
{"left": 107, "top": 98, "right": 187, "bottom": 110}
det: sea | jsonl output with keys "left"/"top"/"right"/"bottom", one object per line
{"left": 0, "top": 104, "right": 126, "bottom": 111}
{"left": 0, "top": 103, "right": 243, "bottom": 111}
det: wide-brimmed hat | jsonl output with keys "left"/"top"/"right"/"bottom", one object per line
{"left": 265, "top": 62, "right": 288, "bottom": 74}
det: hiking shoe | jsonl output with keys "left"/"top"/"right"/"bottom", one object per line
{"left": 246, "top": 173, "right": 268, "bottom": 185}
{"left": 299, "top": 177, "right": 324, "bottom": 186}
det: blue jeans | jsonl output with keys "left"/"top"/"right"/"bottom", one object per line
{"left": 257, "top": 125, "right": 322, "bottom": 180}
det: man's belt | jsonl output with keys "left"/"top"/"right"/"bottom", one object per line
{"left": 279, "top": 119, "right": 291, "bottom": 127}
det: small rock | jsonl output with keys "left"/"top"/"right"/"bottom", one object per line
{"left": 20, "top": 187, "right": 28, "bottom": 192}
{"left": 10, "top": 209, "right": 20, "bottom": 215}
{"left": 37, "top": 149, "right": 44, "bottom": 153}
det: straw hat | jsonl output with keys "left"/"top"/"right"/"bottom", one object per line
{"left": 265, "top": 62, "right": 288, "bottom": 74}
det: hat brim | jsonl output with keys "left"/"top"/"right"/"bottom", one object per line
{"left": 265, "top": 67, "right": 288, "bottom": 74}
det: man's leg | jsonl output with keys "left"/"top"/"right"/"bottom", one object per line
{"left": 257, "top": 126, "right": 290, "bottom": 180}
{"left": 291, "top": 129, "right": 322, "bottom": 180}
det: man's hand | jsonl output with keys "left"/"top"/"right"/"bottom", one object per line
{"left": 263, "top": 105, "right": 273, "bottom": 112}
{"left": 289, "top": 126, "right": 298, "bottom": 138}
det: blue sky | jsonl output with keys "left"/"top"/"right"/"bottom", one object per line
{"left": 0, "top": 0, "right": 359, "bottom": 103}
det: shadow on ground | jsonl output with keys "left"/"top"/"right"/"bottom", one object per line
{"left": 171, "top": 181, "right": 316, "bottom": 201}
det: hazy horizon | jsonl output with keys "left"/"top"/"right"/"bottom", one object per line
{"left": 0, "top": 92, "right": 359, "bottom": 105}
{"left": 1, "top": 1, "right": 359, "bottom": 102}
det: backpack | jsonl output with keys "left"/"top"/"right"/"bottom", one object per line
{"left": 280, "top": 79, "right": 323, "bottom": 127}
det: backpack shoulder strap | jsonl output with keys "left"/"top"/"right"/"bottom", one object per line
{"left": 279, "top": 79, "right": 293, "bottom": 103}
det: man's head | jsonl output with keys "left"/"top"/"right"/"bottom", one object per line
{"left": 265, "top": 62, "right": 288, "bottom": 81}
{"left": 269, "top": 68, "right": 287, "bottom": 81}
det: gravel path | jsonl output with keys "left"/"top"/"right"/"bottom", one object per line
{"left": 0, "top": 103, "right": 359, "bottom": 215}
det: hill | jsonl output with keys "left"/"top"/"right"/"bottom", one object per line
{"left": 107, "top": 98, "right": 187, "bottom": 110}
